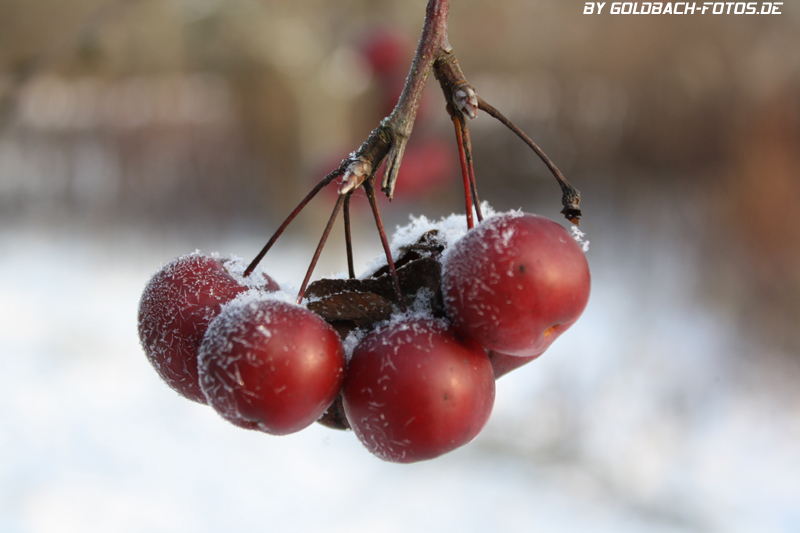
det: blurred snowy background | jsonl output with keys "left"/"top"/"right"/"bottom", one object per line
{"left": 2, "top": 1, "right": 800, "bottom": 532}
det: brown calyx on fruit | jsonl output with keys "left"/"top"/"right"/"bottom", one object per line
{"left": 543, "top": 324, "right": 560, "bottom": 338}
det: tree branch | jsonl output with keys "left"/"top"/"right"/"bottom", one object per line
{"left": 379, "top": 0, "right": 452, "bottom": 198}
{"left": 338, "top": 0, "right": 452, "bottom": 200}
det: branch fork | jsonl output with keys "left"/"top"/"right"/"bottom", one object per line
{"left": 246, "top": 0, "right": 583, "bottom": 309}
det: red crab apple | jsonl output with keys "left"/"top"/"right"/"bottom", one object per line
{"left": 442, "top": 212, "right": 590, "bottom": 357}
{"left": 342, "top": 318, "right": 495, "bottom": 463}
{"left": 137, "top": 253, "right": 278, "bottom": 403}
{"left": 198, "top": 297, "right": 345, "bottom": 435}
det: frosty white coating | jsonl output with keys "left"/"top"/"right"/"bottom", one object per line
{"left": 342, "top": 317, "right": 495, "bottom": 463}
{"left": 360, "top": 201, "right": 502, "bottom": 277}
{"left": 441, "top": 212, "right": 591, "bottom": 357}
{"left": 570, "top": 225, "right": 591, "bottom": 252}
{"left": 213, "top": 254, "right": 286, "bottom": 291}
{"left": 137, "top": 252, "right": 258, "bottom": 403}
{"left": 198, "top": 293, "right": 345, "bottom": 435}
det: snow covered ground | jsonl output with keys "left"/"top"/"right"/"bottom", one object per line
{"left": 1, "top": 217, "right": 799, "bottom": 533}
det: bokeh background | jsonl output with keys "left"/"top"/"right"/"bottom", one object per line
{"left": 2, "top": 1, "right": 799, "bottom": 531}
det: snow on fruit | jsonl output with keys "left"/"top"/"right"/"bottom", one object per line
{"left": 442, "top": 212, "right": 591, "bottom": 357}
{"left": 135, "top": 209, "right": 589, "bottom": 463}
{"left": 135, "top": 0, "right": 591, "bottom": 464}
{"left": 342, "top": 317, "right": 495, "bottom": 463}
{"left": 199, "top": 296, "right": 345, "bottom": 435}
{"left": 137, "top": 253, "right": 279, "bottom": 404}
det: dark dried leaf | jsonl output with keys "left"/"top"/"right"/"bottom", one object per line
{"left": 306, "top": 290, "right": 394, "bottom": 323}
{"left": 306, "top": 230, "right": 446, "bottom": 332}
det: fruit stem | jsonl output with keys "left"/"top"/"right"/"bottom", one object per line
{"left": 451, "top": 112, "right": 475, "bottom": 230}
{"left": 450, "top": 109, "right": 483, "bottom": 228}
{"left": 244, "top": 162, "right": 349, "bottom": 277}
{"left": 433, "top": 49, "right": 478, "bottom": 120}
{"left": 431, "top": 48, "right": 486, "bottom": 227}
{"left": 296, "top": 195, "right": 346, "bottom": 305}
{"left": 461, "top": 119, "right": 483, "bottom": 223}
{"left": 343, "top": 193, "right": 355, "bottom": 280}
{"left": 364, "top": 180, "right": 406, "bottom": 312}
{"left": 477, "top": 96, "right": 582, "bottom": 224}
{"left": 248, "top": 1, "right": 452, "bottom": 286}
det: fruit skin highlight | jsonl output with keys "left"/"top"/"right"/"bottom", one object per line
{"left": 442, "top": 212, "right": 591, "bottom": 357}
{"left": 342, "top": 318, "right": 495, "bottom": 464}
{"left": 199, "top": 298, "right": 346, "bottom": 435}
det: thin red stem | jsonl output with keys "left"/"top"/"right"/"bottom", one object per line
{"left": 343, "top": 193, "right": 355, "bottom": 279}
{"left": 477, "top": 98, "right": 564, "bottom": 185}
{"left": 452, "top": 113, "right": 474, "bottom": 229}
{"left": 296, "top": 195, "right": 346, "bottom": 305}
{"left": 460, "top": 118, "right": 483, "bottom": 223}
{"left": 364, "top": 181, "right": 406, "bottom": 312}
{"left": 477, "top": 96, "right": 581, "bottom": 223}
{"left": 248, "top": 0, "right": 460, "bottom": 289}
{"left": 244, "top": 163, "right": 347, "bottom": 277}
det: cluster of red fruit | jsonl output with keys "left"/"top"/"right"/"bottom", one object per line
{"left": 138, "top": 211, "right": 590, "bottom": 463}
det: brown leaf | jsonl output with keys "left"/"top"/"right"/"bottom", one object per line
{"left": 306, "top": 290, "right": 394, "bottom": 323}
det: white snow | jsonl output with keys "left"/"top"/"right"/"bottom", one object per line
{"left": 570, "top": 224, "right": 590, "bottom": 252}
{"left": 360, "top": 202, "right": 502, "bottom": 278}
{"left": 1, "top": 222, "right": 799, "bottom": 533}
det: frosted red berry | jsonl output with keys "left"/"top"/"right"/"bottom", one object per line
{"left": 199, "top": 297, "right": 346, "bottom": 435}
{"left": 137, "top": 253, "right": 279, "bottom": 403}
{"left": 343, "top": 318, "right": 495, "bottom": 463}
{"left": 442, "top": 213, "right": 590, "bottom": 357}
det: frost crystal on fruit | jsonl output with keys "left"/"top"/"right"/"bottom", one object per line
{"left": 442, "top": 212, "right": 591, "bottom": 357}
{"left": 342, "top": 318, "right": 495, "bottom": 463}
{"left": 134, "top": 0, "right": 591, "bottom": 464}
{"left": 570, "top": 225, "right": 590, "bottom": 252}
{"left": 198, "top": 294, "right": 345, "bottom": 435}
{"left": 137, "top": 253, "right": 258, "bottom": 404}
